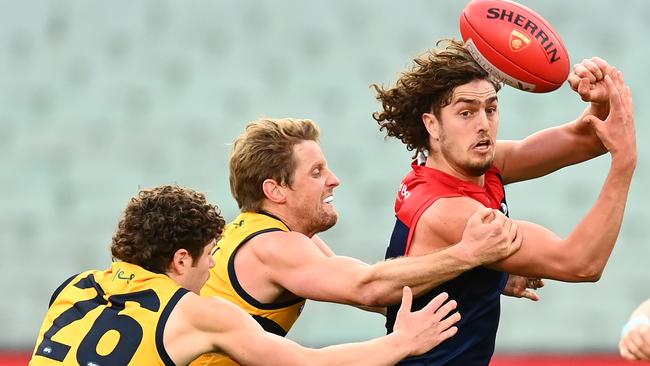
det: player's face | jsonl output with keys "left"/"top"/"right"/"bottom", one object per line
{"left": 285, "top": 140, "right": 340, "bottom": 236}
{"left": 436, "top": 79, "right": 499, "bottom": 177}
{"left": 183, "top": 240, "right": 216, "bottom": 294}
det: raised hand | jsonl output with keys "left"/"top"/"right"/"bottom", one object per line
{"left": 392, "top": 287, "right": 460, "bottom": 357}
{"left": 581, "top": 71, "right": 636, "bottom": 165}
{"left": 567, "top": 57, "right": 615, "bottom": 105}
{"left": 620, "top": 324, "right": 650, "bottom": 361}
{"left": 620, "top": 300, "right": 650, "bottom": 362}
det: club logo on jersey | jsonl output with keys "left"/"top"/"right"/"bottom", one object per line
{"left": 510, "top": 29, "right": 531, "bottom": 51}
{"left": 113, "top": 270, "right": 136, "bottom": 283}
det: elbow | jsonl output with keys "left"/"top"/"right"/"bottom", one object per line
{"left": 354, "top": 274, "right": 391, "bottom": 307}
{"left": 572, "top": 270, "right": 602, "bottom": 283}
{"left": 554, "top": 248, "right": 605, "bottom": 282}
{"left": 581, "top": 267, "right": 603, "bottom": 282}
{"left": 565, "top": 263, "right": 604, "bottom": 283}
{"left": 356, "top": 285, "right": 387, "bottom": 307}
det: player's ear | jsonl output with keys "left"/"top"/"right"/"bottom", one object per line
{"left": 262, "top": 179, "right": 287, "bottom": 204}
{"left": 422, "top": 112, "right": 440, "bottom": 141}
{"left": 170, "top": 248, "right": 191, "bottom": 275}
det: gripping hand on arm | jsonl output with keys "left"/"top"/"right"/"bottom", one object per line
{"left": 457, "top": 207, "right": 522, "bottom": 266}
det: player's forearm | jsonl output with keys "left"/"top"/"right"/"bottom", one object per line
{"left": 546, "top": 117, "right": 605, "bottom": 156}
{"left": 357, "top": 245, "right": 475, "bottom": 306}
{"left": 230, "top": 331, "right": 408, "bottom": 366}
{"left": 354, "top": 304, "right": 387, "bottom": 316}
{"left": 307, "top": 333, "right": 410, "bottom": 366}
{"left": 500, "top": 120, "right": 606, "bottom": 184}
{"left": 560, "top": 160, "right": 634, "bottom": 281}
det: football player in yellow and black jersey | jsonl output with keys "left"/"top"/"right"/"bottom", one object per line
{"left": 30, "top": 184, "right": 463, "bottom": 366}
{"left": 191, "top": 118, "right": 535, "bottom": 366}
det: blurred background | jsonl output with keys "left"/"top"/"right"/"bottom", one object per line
{"left": 2, "top": 0, "right": 648, "bottom": 364}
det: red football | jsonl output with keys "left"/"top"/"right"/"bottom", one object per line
{"left": 460, "top": 0, "right": 570, "bottom": 93}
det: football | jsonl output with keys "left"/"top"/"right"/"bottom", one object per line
{"left": 460, "top": 0, "right": 570, "bottom": 93}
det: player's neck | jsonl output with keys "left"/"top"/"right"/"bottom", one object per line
{"left": 425, "top": 155, "right": 486, "bottom": 186}
{"left": 258, "top": 205, "right": 313, "bottom": 236}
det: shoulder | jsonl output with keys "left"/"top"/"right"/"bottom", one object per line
{"left": 243, "top": 231, "right": 334, "bottom": 280}
{"left": 47, "top": 272, "right": 81, "bottom": 307}
{"left": 164, "top": 292, "right": 246, "bottom": 362}
{"left": 172, "top": 292, "right": 221, "bottom": 325}
{"left": 47, "top": 270, "right": 100, "bottom": 308}
{"left": 418, "top": 196, "right": 486, "bottom": 244}
{"left": 170, "top": 292, "right": 258, "bottom": 339}
{"left": 422, "top": 196, "right": 485, "bottom": 222}
{"left": 248, "top": 230, "right": 316, "bottom": 260}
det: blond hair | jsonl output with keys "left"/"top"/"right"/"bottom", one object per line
{"left": 230, "top": 118, "right": 320, "bottom": 212}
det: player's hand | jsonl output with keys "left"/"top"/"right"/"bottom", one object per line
{"left": 461, "top": 208, "right": 522, "bottom": 266}
{"left": 581, "top": 71, "right": 636, "bottom": 166}
{"left": 620, "top": 324, "right": 650, "bottom": 361}
{"left": 392, "top": 287, "right": 460, "bottom": 357}
{"left": 501, "top": 275, "right": 543, "bottom": 301}
{"left": 567, "top": 57, "right": 615, "bottom": 106}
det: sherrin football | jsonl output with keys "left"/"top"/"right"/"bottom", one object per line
{"left": 460, "top": 0, "right": 570, "bottom": 93}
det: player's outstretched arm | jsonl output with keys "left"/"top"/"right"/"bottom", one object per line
{"left": 494, "top": 58, "right": 621, "bottom": 184}
{"left": 168, "top": 288, "right": 459, "bottom": 366}
{"left": 620, "top": 299, "right": 650, "bottom": 361}
{"left": 430, "top": 73, "right": 635, "bottom": 282}
{"left": 257, "top": 207, "right": 519, "bottom": 307}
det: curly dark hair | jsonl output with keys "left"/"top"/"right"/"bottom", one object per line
{"left": 372, "top": 39, "right": 501, "bottom": 156}
{"left": 111, "top": 185, "right": 226, "bottom": 274}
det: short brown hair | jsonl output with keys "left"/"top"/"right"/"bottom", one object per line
{"left": 111, "top": 185, "right": 225, "bottom": 274}
{"left": 372, "top": 39, "right": 501, "bottom": 155}
{"left": 230, "top": 118, "right": 320, "bottom": 212}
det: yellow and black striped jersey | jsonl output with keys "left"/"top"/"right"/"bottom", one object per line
{"left": 30, "top": 262, "right": 188, "bottom": 366}
{"left": 191, "top": 211, "right": 306, "bottom": 366}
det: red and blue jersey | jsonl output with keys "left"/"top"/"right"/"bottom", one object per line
{"left": 385, "top": 161, "right": 509, "bottom": 365}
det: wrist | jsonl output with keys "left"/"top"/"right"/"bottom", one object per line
{"left": 611, "top": 155, "right": 637, "bottom": 174}
{"left": 621, "top": 315, "right": 650, "bottom": 338}
{"left": 588, "top": 102, "right": 609, "bottom": 121}
{"left": 449, "top": 241, "right": 482, "bottom": 268}
{"left": 385, "top": 331, "right": 414, "bottom": 358}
